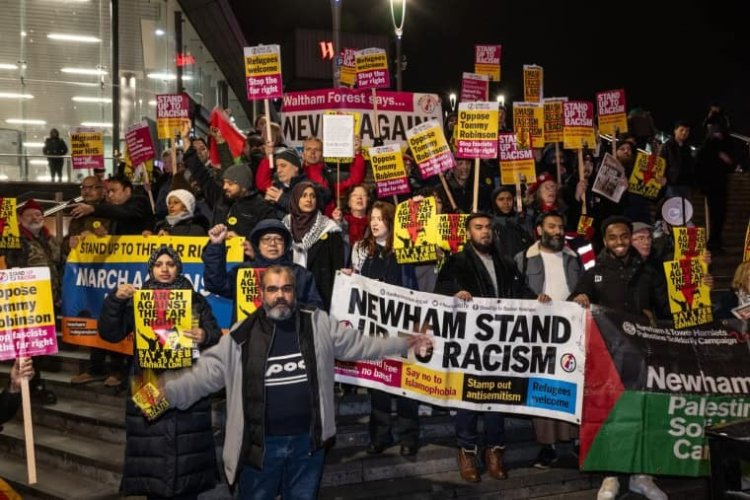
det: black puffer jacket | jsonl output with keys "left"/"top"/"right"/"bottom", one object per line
{"left": 98, "top": 256, "right": 221, "bottom": 497}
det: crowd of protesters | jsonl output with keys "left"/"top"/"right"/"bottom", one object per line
{"left": 2, "top": 101, "right": 749, "bottom": 500}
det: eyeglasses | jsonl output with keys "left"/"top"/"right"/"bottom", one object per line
{"left": 259, "top": 235, "right": 284, "bottom": 245}
{"left": 264, "top": 285, "right": 294, "bottom": 294}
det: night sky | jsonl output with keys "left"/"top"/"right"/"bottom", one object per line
{"left": 233, "top": 0, "right": 749, "bottom": 139}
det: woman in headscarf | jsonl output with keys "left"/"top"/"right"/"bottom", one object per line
{"left": 98, "top": 246, "right": 221, "bottom": 499}
{"left": 283, "top": 181, "right": 345, "bottom": 310}
{"left": 349, "top": 201, "right": 420, "bottom": 456}
{"left": 149, "top": 189, "right": 208, "bottom": 236}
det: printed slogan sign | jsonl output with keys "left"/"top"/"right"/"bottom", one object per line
{"left": 134, "top": 289, "right": 193, "bottom": 369}
{"left": 454, "top": 101, "right": 499, "bottom": 159}
{"left": 125, "top": 121, "right": 155, "bottom": 167}
{"left": 70, "top": 127, "right": 104, "bottom": 170}
{"left": 393, "top": 197, "right": 439, "bottom": 264}
{"left": 513, "top": 102, "right": 545, "bottom": 147}
{"left": 437, "top": 214, "right": 469, "bottom": 254}
{"left": 355, "top": 48, "right": 390, "bottom": 89}
{"left": 369, "top": 143, "right": 410, "bottom": 198}
{"left": 339, "top": 47, "right": 357, "bottom": 87}
{"left": 236, "top": 267, "right": 264, "bottom": 322}
{"left": 405, "top": 120, "right": 455, "bottom": 178}
{"left": 596, "top": 89, "right": 628, "bottom": 135}
{"left": 664, "top": 258, "right": 713, "bottom": 329}
{"left": 543, "top": 98, "right": 567, "bottom": 143}
{"left": 563, "top": 101, "right": 595, "bottom": 150}
{"left": 0, "top": 267, "right": 58, "bottom": 361}
{"left": 628, "top": 151, "right": 666, "bottom": 199}
{"left": 673, "top": 227, "right": 707, "bottom": 260}
{"left": 244, "top": 44, "right": 283, "bottom": 100}
{"left": 498, "top": 132, "right": 535, "bottom": 185}
{"left": 581, "top": 309, "right": 749, "bottom": 476}
{"left": 474, "top": 44, "right": 502, "bottom": 81}
{"left": 331, "top": 273, "right": 586, "bottom": 422}
{"left": 0, "top": 198, "right": 21, "bottom": 249}
{"left": 460, "top": 72, "right": 490, "bottom": 102}
{"left": 522, "top": 65, "right": 543, "bottom": 102}
{"left": 156, "top": 93, "right": 190, "bottom": 140}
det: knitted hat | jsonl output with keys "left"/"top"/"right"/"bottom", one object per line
{"left": 274, "top": 147, "right": 302, "bottom": 169}
{"left": 527, "top": 172, "right": 555, "bottom": 196}
{"left": 18, "top": 198, "right": 43, "bottom": 215}
{"left": 223, "top": 164, "right": 254, "bottom": 191}
{"left": 167, "top": 189, "right": 196, "bottom": 216}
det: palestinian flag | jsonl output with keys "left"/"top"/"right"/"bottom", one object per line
{"left": 209, "top": 107, "right": 246, "bottom": 166}
{"left": 581, "top": 307, "right": 750, "bottom": 476}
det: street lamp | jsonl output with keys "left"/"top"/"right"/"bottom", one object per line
{"left": 496, "top": 94, "right": 505, "bottom": 108}
{"left": 389, "top": 0, "right": 405, "bottom": 91}
{"left": 449, "top": 92, "right": 456, "bottom": 112}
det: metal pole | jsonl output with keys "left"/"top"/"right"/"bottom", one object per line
{"left": 395, "top": 35, "right": 402, "bottom": 91}
{"left": 111, "top": 0, "right": 120, "bottom": 158}
{"left": 175, "top": 10, "right": 183, "bottom": 93}
{"left": 389, "top": 0, "right": 405, "bottom": 91}
{"left": 331, "top": 0, "right": 341, "bottom": 87}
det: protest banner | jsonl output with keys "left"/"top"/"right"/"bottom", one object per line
{"left": 244, "top": 44, "right": 283, "bottom": 100}
{"left": 498, "top": 132, "right": 535, "bottom": 185}
{"left": 628, "top": 151, "right": 666, "bottom": 199}
{"left": 322, "top": 114, "right": 355, "bottom": 159}
{"left": 355, "top": 48, "right": 390, "bottom": 89}
{"left": 563, "top": 101, "right": 595, "bottom": 150}
{"left": 281, "top": 88, "right": 443, "bottom": 150}
{"left": 664, "top": 257, "right": 713, "bottom": 329}
{"left": 369, "top": 143, "right": 410, "bottom": 198}
{"left": 134, "top": 289, "right": 193, "bottom": 369}
{"left": 0, "top": 198, "right": 21, "bottom": 249}
{"left": 0, "top": 266, "right": 58, "bottom": 484}
{"left": 393, "top": 197, "right": 439, "bottom": 263}
{"left": 513, "top": 102, "right": 545, "bottom": 147}
{"left": 124, "top": 121, "right": 155, "bottom": 167}
{"left": 405, "top": 119, "right": 455, "bottom": 179}
{"left": 236, "top": 267, "right": 264, "bottom": 322}
{"left": 156, "top": 93, "right": 190, "bottom": 140}
{"left": 596, "top": 89, "right": 628, "bottom": 136}
{"left": 454, "top": 101, "right": 499, "bottom": 159}
{"left": 673, "top": 227, "right": 707, "bottom": 260}
{"left": 581, "top": 308, "right": 748, "bottom": 476}
{"left": 331, "top": 273, "right": 586, "bottom": 422}
{"left": 474, "top": 44, "right": 502, "bottom": 81}
{"left": 591, "top": 153, "right": 626, "bottom": 203}
{"left": 322, "top": 110, "right": 362, "bottom": 164}
{"left": 543, "top": 98, "right": 567, "bottom": 144}
{"left": 339, "top": 47, "right": 357, "bottom": 87}
{"left": 460, "top": 72, "right": 490, "bottom": 102}
{"left": 437, "top": 213, "right": 468, "bottom": 254}
{"left": 61, "top": 236, "right": 244, "bottom": 354}
{"left": 69, "top": 127, "right": 104, "bottom": 170}
{"left": 522, "top": 65, "right": 543, "bottom": 102}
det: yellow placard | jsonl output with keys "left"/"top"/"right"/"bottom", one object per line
{"left": 628, "top": 151, "right": 666, "bottom": 199}
{"left": 245, "top": 51, "right": 281, "bottom": 77}
{"left": 523, "top": 65, "right": 543, "bottom": 103}
{"left": 355, "top": 50, "right": 388, "bottom": 73}
{"left": 68, "top": 235, "right": 245, "bottom": 264}
{"left": 339, "top": 48, "right": 357, "bottom": 87}
{"left": 437, "top": 214, "right": 469, "bottom": 254}
{"left": 673, "top": 227, "right": 707, "bottom": 260}
{"left": 664, "top": 258, "right": 713, "bottom": 329}
{"left": 498, "top": 132, "right": 536, "bottom": 185}
{"left": 402, "top": 363, "right": 464, "bottom": 401}
{"left": 544, "top": 99, "right": 566, "bottom": 143}
{"left": 370, "top": 144, "right": 406, "bottom": 182}
{"left": 0, "top": 198, "right": 21, "bottom": 249}
{"left": 598, "top": 113, "right": 628, "bottom": 136}
{"left": 513, "top": 102, "right": 545, "bottom": 147}
{"left": 236, "top": 267, "right": 264, "bottom": 322}
{"left": 405, "top": 120, "right": 454, "bottom": 177}
{"left": 132, "top": 381, "right": 169, "bottom": 420}
{"left": 134, "top": 289, "right": 193, "bottom": 369}
{"left": 393, "top": 197, "right": 439, "bottom": 264}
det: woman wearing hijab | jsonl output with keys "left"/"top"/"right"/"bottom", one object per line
{"left": 98, "top": 246, "right": 221, "bottom": 499}
{"left": 349, "top": 201, "right": 420, "bottom": 456}
{"left": 283, "top": 181, "right": 345, "bottom": 310}
{"left": 150, "top": 189, "right": 208, "bottom": 236}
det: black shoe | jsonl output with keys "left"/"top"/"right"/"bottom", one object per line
{"left": 31, "top": 387, "right": 57, "bottom": 405}
{"left": 533, "top": 445, "right": 558, "bottom": 469}
{"left": 366, "top": 443, "right": 388, "bottom": 455}
{"left": 400, "top": 444, "right": 418, "bottom": 456}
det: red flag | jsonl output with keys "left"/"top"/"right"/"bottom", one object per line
{"left": 209, "top": 107, "right": 246, "bottom": 166}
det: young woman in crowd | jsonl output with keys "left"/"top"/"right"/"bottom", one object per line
{"left": 331, "top": 184, "right": 371, "bottom": 249}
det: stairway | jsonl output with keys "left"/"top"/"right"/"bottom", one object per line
{"left": 0, "top": 339, "right": 710, "bottom": 499}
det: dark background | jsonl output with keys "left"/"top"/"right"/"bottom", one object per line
{"left": 232, "top": 0, "right": 749, "bottom": 138}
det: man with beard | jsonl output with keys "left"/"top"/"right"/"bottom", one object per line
{"left": 514, "top": 211, "right": 582, "bottom": 468}
{"left": 435, "top": 213, "right": 534, "bottom": 483}
{"left": 158, "top": 265, "right": 432, "bottom": 499}
{"left": 570, "top": 216, "right": 668, "bottom": 500}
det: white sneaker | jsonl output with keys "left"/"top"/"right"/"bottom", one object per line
{"left": 597, "top": 476, "right": 620, "bottom": 500}
{"left": 629, "top": 474, "right": 668, "bottom": 500}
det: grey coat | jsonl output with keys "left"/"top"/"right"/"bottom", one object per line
{"left": 514, "top": 241, "right": 582, "bottom": 295}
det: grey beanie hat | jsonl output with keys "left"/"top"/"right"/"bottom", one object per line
{"left": 223, "top": 164, "right": 254, "bottom": 190}
{"left": 274, "top": 147, "right": 302, "bottom": 169}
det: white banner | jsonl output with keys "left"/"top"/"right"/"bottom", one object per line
{"left": 330, "top": 273, "right": 586, "bottom": 423}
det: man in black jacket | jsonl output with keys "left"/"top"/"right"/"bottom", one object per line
{"left": 70, "top": 175, "right": 154, "bottom": 236}
{"left": 660, "top": 120, "right": 694, "bottom": 200}
{"left": 435, "top": 212, "right": 534, "bottom": 483}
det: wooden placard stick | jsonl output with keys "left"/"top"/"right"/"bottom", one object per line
{"left": 140, "top": 162, "right": 156, "bottom": 213}
{"left": 515, "top": 172, "right": 523, "bottom": 214}
{"left": 578, "top": 145, "right": 587, "bottom": 215}
{"left": 264, "top": 99, "right": 274, "bottom": 167}
{"left": 612, "top": 127, "right": 619, "bottom": 156}
{"left": 371, "top": 88, "right": 381, "bottom": 139}
{"left": 554, "top": 141, "right": 562, "bottom": 185}
{"left": 20, "top": 374, "right": 37, "bottom": 484}
{"left": 336, "top": 160, "right": 341, "bottom": 209}
{"left": 472, "top": 157, "right": 480, "bottom": 213}
{"left": 438, "top": 172, "right": 458, "bottom": 212}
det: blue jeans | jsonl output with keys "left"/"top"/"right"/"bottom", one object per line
{"left": 455, "top": 410, "right": 505, "bottom": 450}
{"left": 238, "top": 434, "right": 324, "bottom": 500}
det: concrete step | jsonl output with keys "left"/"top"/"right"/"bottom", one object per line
{"left": 0, "top": 455, "right": 119, "bottom": 500}
{"left": 0, "top": 420, "right": 123, "bottom": 488}
{"left": 28, "top": 397, "right": 126, "bottom": 445}
{"left": 32, "top": 349, "right": 90, "bottom": 375}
